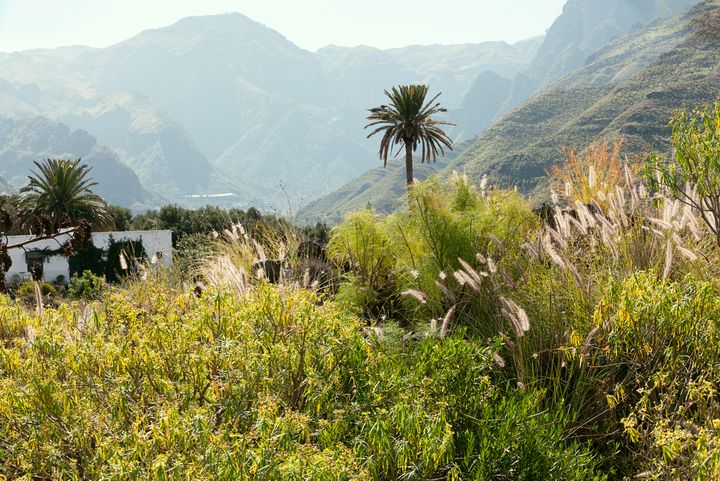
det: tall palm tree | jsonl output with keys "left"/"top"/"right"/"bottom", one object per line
{"left": 365, "top": 85, "right": 454, "bottom": 188}
{"left": 17, "top": 158, "right": 111, "bottom": 233}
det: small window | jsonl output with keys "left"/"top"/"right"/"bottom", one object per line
{"left": 25, "top": 251, "right": 45, "bottom": 273}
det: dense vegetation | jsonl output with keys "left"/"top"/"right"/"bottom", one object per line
{"left": 3, "top": 103, "right": 720, "bottom": 480}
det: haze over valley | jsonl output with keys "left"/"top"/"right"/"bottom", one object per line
{"left": 0, "top": 0, "right": 711, "bottom": 220}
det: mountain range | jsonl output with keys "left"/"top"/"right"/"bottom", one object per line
{"left": 0, "top": 0, "right": 715, "bottom": 224}
{"left": 301, "top": 0, "right": 714, "bottom": 223}
{"left": 0, "top": 14, "right": 539, "bottom": 210}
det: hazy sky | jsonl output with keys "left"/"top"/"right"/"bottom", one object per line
{"left": 0, "top": 0, "right": 567, "bottom": 53}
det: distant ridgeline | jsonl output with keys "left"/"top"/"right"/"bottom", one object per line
{"left": 302, "top": 0, "right": 715, "bottom": 224}
{"left": 0, "top": 13, "right": 540, "bottom": 211}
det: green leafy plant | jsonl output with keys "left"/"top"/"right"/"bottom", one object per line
{"left": 67, "top": 270, "right": 104, "bottom": 300}
{"left": 15, "top": 280, "right": 56, "bottom": 304}
{"left": 647, "top": 100, "right": 720, "bottom": 246}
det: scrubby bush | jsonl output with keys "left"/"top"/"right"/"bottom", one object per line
{"left": 15, "top": 280, "right": 56, "bottom": 305}
{"left": 329, "top": 174, "right": 538, "bottom": 326}
{"left": 67, "top": 270, "right": 104, "bottom": 299}
{"left": 594, "top": 273, "right": 720, "bottom": 479}
{"left": 0, "top": 279, "right": 606, "bottom": 480}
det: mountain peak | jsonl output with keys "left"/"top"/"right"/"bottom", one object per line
{"left": 108, "top": 11, "right": 294, "bottom": 55}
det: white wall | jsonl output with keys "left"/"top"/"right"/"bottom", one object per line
{"left": 3, "top": 230, "right": 173, "bottom": 284}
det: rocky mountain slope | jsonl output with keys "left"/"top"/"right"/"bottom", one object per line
{"left": 0, "top": 116, "right": 154, "bottom": 206}
{"left": 302, "top": 0, "right": 715, "bottom": 223}
{"left": 449, "top": 0, "right": 720, "bottom": 197}
{"left": 490, "top": 0, "right": 699, "bottom": 130}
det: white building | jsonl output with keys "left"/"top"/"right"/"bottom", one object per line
{"left": 4, "top": 230, "right": 173, "bottom": 284}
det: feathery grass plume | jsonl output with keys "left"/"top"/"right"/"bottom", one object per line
{"left": 551, "top": 189, "right": 560, "bottom": 205}
{"left": 663, "top": 240, "right": 674, "bottom": 279}
{"left": 500, "top": 296, "right": 530, "bottom": 337}
{"left": 550, "top": 140, "right": 625, "bottom": 208}
{"left": 624, "top": 163, "right": 640, "bottom": 210}
{"left": 614, "top": 187, "right": 630, "bottom": 227}
{"left": 596, "top": 211, "right": 616, "bottom": 235}
{"left": 439, "top": 305, "right": 456, "bottom": 339}
{"left": 575, "top": 201, "right": 597, "bottom": 230}
{"left": 673, "top": 234, "right": 699, "bottom": 262}
{"left": 401, "top": 289, "right": 427, "bottom": 304}
{"left": 554, "top": 207, "right": 573, "bottom": 237}
{"left": 500, "top": 331, "right": 516, "bottom": 354}
{"left": 119, "top": 252, "right": 128, "bottom": 271}
{"left": 601, "top": 226, "right": 619, "bottom": 261}
{"left": 223, "top": 227, "right": 238, "bottom": 242}
{"left": 252, "top": 239, "right": 267, "bottom": 261}
{"left": 523, "top": 241, "right": 540, "bottom": 260}
{"left": 493, "top": 352, "right": 506, "bottom": 368}
{"left": 486, "top": 257, "right": 498, "bottom": 274}
{"left": 588, "top": 166, "right": 596, "bottom": 189}
{"left": 435, "top": 280, "right": 456, "bottom": 303}
{"left": 648, "top": 217, "right": 673, "bottom": 230}
{"left": 23, "top": 324, "right": 35, "bottom": 343}
{"left": 458, "top": 258, "right": 486, "bottom": 286}
{"left": 453, "top": 270, "right": 481, "bottom": 293}
{"left": 34, "top": 281, "right": 43, "bottom": 317}
{"left": 541, "top": 233, "right": 566, "bottom": 269}
{"left": 200, "top": 255, "right": 248, "bottom": 294}
{"left": 583, "top": 326, "right": 600, "bottom": 353}
{"left": 138, "top": 263, "right": 147, "bottom": 281}
{"left": 561, "top": 258, "right": 585, "bottom": 290}
{"left": 488, "top": 233, "right": 504, "bottom": 253}
{"left": 77, "top": 305, "right": 93, "bottom": 333}
{"left": 590, "top": 197, "right": 605, "bottom": 216}
{"left": 566, "top": 213, "right": 586, "bottom": 236}
{"left": 548, "top": 227, "right": 568, "bottom": 250}
{"left": 650, "top": 228, "right": 665, "bottom": 240}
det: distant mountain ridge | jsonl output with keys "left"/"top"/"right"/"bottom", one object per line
{"left": 0, "top": 116, "right": 155, "bottom": 206}
{"left": 0, "top": 13, "right": 540, "bottom": 210}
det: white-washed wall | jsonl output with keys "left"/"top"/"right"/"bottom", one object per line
{"left": 4, "top": 230, "right": 173, "bottom": 283}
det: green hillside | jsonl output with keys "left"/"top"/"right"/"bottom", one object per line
{"left": 298, "top": 140, "right": 473, "bottom": 225}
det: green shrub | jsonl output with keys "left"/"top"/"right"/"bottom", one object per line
{"left": 328, "top": 176, "right": 538, "bottom": 326}
{"left": 328, "top": 209, "right": 397, "bottom": 318}
{"left": 67, "top": 270, "right": 105, "bottom": 300}
{"left": 15, "top": 281, "right": 56, "bottom": 305}
{"left": 173, "top": 232, "right": 220, "bottom": 273}
{"left": 0, "top": 279, "right": 606, "bottom": 480}
{"left": 592, "top": 272, "right": 720, "bottom": 479}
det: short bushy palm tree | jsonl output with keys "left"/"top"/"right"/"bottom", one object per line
{"left": 18, "top": 158, "right": 111, "bottom": 233}
{"left": 365, "top": 85, "right": 454, "bottom": 187}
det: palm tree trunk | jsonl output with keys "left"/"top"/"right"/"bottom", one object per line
{"left": 404, "top": 141, "right": 413, "bottom": 188}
